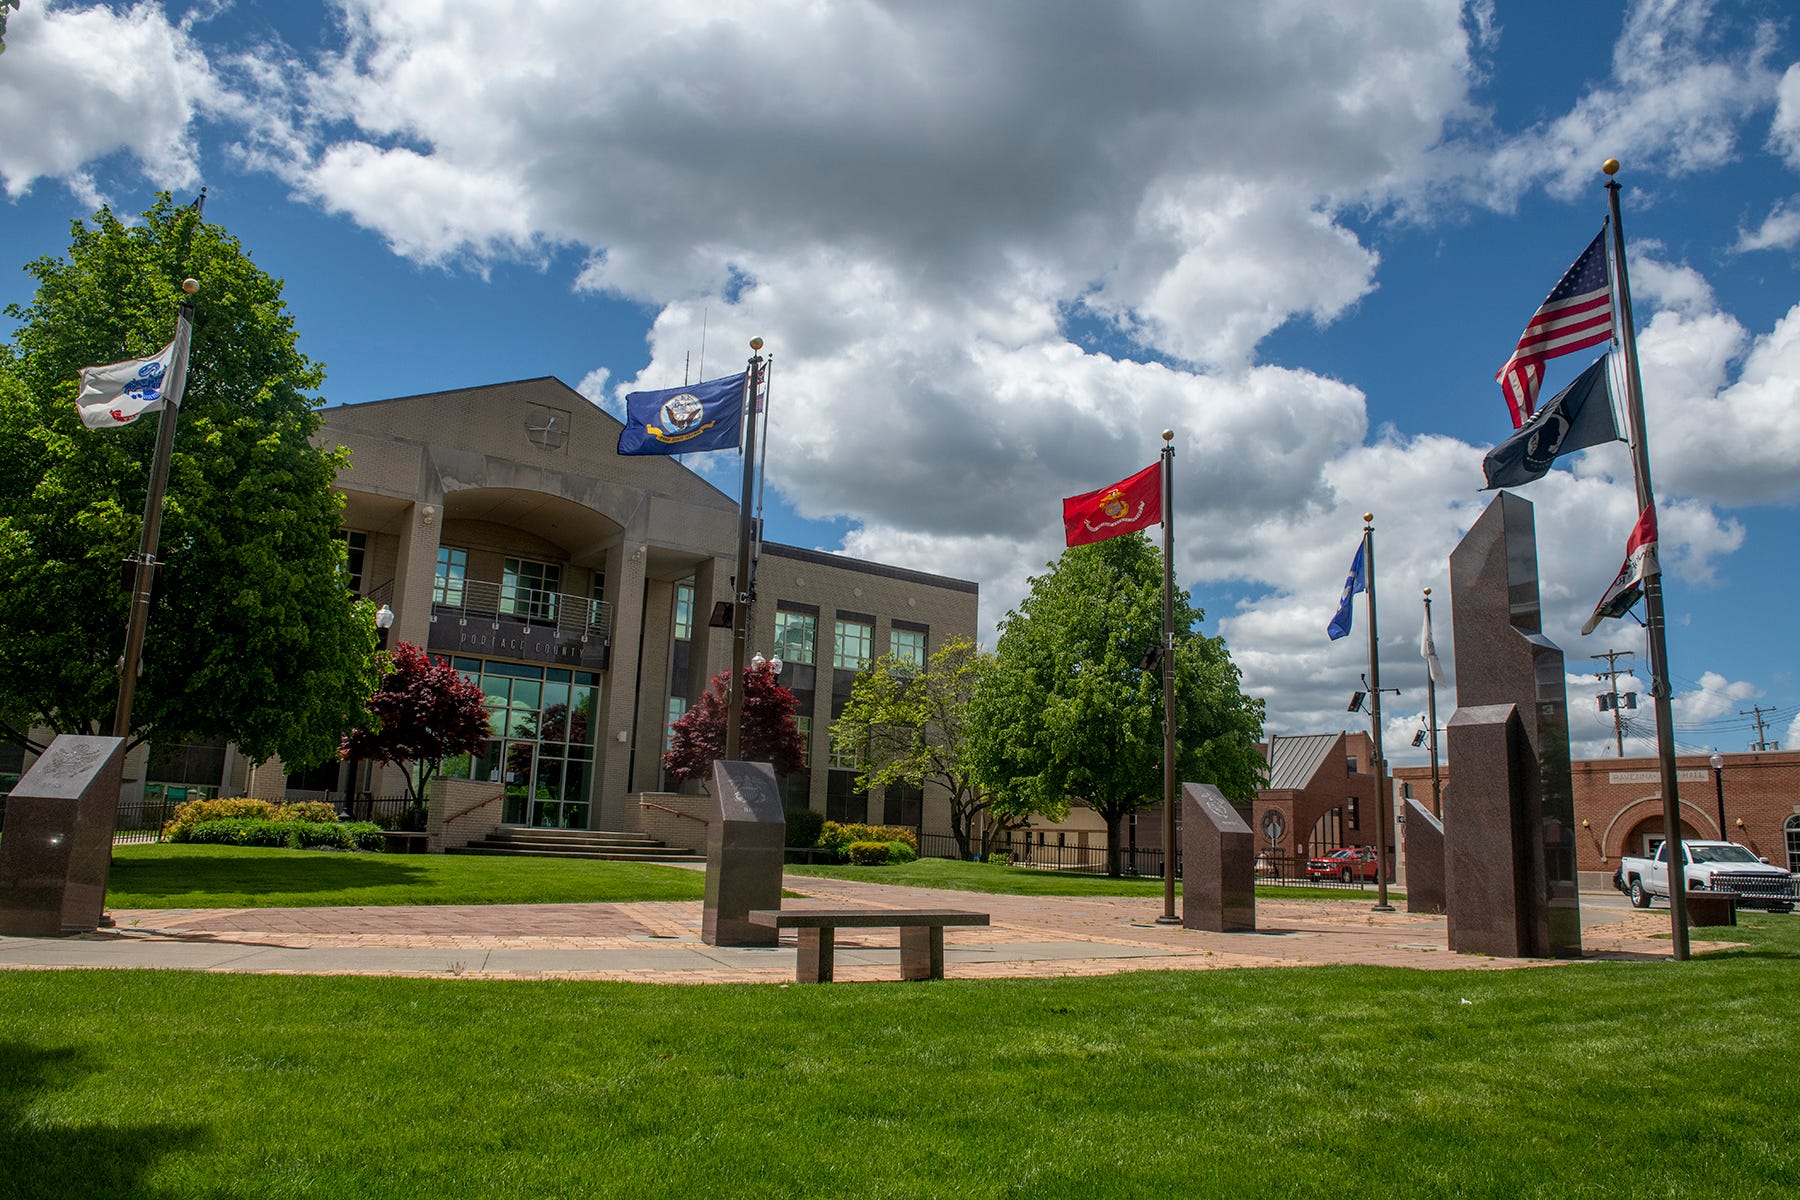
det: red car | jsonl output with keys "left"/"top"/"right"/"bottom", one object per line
{"left": 1305, "top": 846, "right": 1379, "bottom": 883}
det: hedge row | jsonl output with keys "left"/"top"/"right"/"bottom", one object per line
{"left": 164, "top": 797, "right": 342, "bottom": 837}
{"left": 167, "top": 818, "right": 386, "bottom": 852}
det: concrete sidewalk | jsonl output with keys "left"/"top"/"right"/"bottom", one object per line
{"left": 0, "top": 877, "right": 1683, "bottom": 984}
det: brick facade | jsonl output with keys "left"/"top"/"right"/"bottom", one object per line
{"left": 1392, "top": 749, "right": 1800, "bottom": 886}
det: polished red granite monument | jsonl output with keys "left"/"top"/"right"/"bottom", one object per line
{"left": 1445, "top": 492, "right": 1582, "bottom": 957}
{"left": 0, "top": 735, "right": 126, "bottom": 937}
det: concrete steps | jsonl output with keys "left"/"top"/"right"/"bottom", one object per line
{"left": 447, "top": 826, "right": 704, "bottom": 863}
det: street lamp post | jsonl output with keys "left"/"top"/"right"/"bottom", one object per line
{"left": 1709, "top": 751, "right": 1726, "bottom": 839}
{"left": 344, "top": 603, "right": 397, "bottom": 818}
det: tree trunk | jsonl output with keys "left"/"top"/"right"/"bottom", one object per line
{"left": 1104, "top": 811, "right": 1123, "bottom": 877}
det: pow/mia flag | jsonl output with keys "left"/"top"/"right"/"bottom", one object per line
{"left": 1482, "top": 354, "right": 1620, "bottom": 489}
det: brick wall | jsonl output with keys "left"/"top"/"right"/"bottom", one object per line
{"left": 1393, "top": 748, "right": 1800, "bottom": 886}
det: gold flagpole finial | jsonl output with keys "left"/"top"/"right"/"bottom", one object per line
{"left": 1161, "top": 428, "right": 1174, "bottom": 442}
{"left": 181, "top": 278, "right": 199, "bottom": 295}
{"left": 749, "top": 337, "right": 764, "bottom": 352}
{"left": 1602, "top": 158, "right": 1620, "bottom": 176}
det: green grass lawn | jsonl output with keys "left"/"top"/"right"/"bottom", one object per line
{"left": 1, "top": 917, "right": 1794, "bottom": 1199}
{"left": 790, "top": 855, "right": 1400, "bottom": 901}
{"left": 105, "top": 844, "right": 705, "bottom": 908}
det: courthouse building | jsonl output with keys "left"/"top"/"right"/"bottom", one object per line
{"left": 88, "top": 376, "right": 978, "bottom": 842}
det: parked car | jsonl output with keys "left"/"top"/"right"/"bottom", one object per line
{"left": 1305, "top": 846, "right": 1379, "bottom": 883}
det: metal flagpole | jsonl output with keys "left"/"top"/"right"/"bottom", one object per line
{"left": 724, "top": 338, "right": 766, "bottom": 762}
{"left": 1363, "top": 513, "right": 1395, "bottom": 913}
{"left": 1423, "top": 587, "right": 1442, "bottom": 817}
{"left": 112, "top": 285, "right": 198, "bottom": 741}
{"left": 1156, "top": 429, "right": 1180, "bottom": 924}
{"left": 1604, "top": 158, "right": 1688, "bottom": 959}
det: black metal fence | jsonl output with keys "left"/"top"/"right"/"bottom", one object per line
{"left": 921, "top": 832, "right": 1168, "bottom": 878}
{"left": 338, "top": 794, "right": 426, "bottom": 831}
{"left": 916, "top": 831, "right": 1388, "bottom": 890}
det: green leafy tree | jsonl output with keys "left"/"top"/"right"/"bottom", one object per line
{"left": 833, "top": 636, "right": 1029, "bottom": 860}
{"left": 0, "top": 195, "right": 381, "bottom": 765}
{"left": 966, "top": 535, "right": 1265, "bottom": 875}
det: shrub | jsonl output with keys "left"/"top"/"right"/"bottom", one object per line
{"left": 165, "top": 797, "right": 280, "bottom": 835}
{"left": 276, "top": 800, "right": 340, "bottom": 824}
{"left": 884, "top": 839, "right": 918, "bottom": 864}
{"left": 344, "top": 822, "right": 386, "bottom": 851}
{"left": 784, "top": 807, "right": 825, "bottom": 848}
{"left": 818, "top": 821, "right": 919, "bottom": 855}
{"left": 847, "top": 841, "right": 892, "bottom": 866}
{"left": 168, "top": 818, "right": 383, "bottom": 851}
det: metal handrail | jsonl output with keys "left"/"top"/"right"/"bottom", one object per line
{"left": 433, "top": 578, "right": 613, "bottom": 640}
{"left": 639, "top": 799, "right": 710, "bottom": 825}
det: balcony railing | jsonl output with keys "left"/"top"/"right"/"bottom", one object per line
{"left": 433, "top": 579, "right": 613, "bottom": 641}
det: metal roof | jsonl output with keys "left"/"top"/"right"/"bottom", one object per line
{"left": 1265, "top": 733, "right": 1343, "bottom": 791}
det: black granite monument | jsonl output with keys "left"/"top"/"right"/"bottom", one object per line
{"left": 0, "top": 735, "right": 126, "bottom": 937}
{"left": 701, "top": 759, "right": 786, "bottom": 947}
{"left": 1180, "top": 782, "right": 1255, "bottom": 932}
{"left": 1445, "top": 492, "right": 1582, "bottom": 957}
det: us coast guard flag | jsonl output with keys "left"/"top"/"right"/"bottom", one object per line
{"left": 74, "top": 340, "right": 178, "bottom": 429}
{"left": 1326, "top": 542, "right": 1366, "bottom": 641}
{"left": 617, "top": 371, "right": 746, "bottom": 456}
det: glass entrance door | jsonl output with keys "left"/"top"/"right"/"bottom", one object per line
{"left": 444, "top": 658, "right": 600, "bottom": 828}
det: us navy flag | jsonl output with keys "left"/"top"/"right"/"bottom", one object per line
{"left": 1482, "top": 354, "right": 1619, "bottom": 489}
{"left": 618, "top": 371, "right": 746, "bottom": 456}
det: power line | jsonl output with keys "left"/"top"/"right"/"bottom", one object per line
{"left": 1742, "top": 704, "right": 1782, "bottom": 752}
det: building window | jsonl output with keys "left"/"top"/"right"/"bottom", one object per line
{"left": 890, "top": 628, "right": 926, "bottom": 668}
{"left": 434, "top": 547, "right": 468, "bottom": 606}
{"left": 503, "top": 557, "right": 562, "bottom": 622}
{"left": 673, "top": 582, "right": 694, "bottom": 641}
{"left": 833, "top": 618, "right": 873, "bottom": 670}
{"left": 828, "top": 730, "right": 860, "bottom": 770}
{"left": 1346, "top": 755, "right": 1358, "bottom": 774}
{"left": 775, "top": 609, "right": 817, "bottom": 665}
{"left": 1786, "top": 816, "right": 1800, "bottom": 875}
{"left": 795, "top": 715, "right": 812, "bottom": 767}
{"left": 664, "top": 696, "right": 687, "bottom": 752}
{"left": 342, "top": 531, "right": 367, "bottom": 595}
{"left": 1347, "top": 798, "right": 1360, "bottom": 831}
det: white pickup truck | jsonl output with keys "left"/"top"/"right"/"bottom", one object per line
{"left": 1615, "top": 840, "right": 1798, "bottom": 913}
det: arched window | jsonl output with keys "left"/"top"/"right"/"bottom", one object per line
{"left": 1785, "top": 815, "right": 1800, "bottom": 875}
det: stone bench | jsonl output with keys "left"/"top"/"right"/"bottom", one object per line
{"left": 381, "top": 830, "right": 430, "bottom": 854}
{"left": 747, "top": 908, "right": 990, "bottom": 983}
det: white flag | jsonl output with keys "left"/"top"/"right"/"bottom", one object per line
{"left": 74, "top": 341, "right": 177, "bottom": 429}
{"left": 1420, "top": 608, "right": 1446, "bottom": 684}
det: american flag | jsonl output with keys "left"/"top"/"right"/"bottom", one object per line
{"left": 1494, "top": 227, "right": 1614, "bottom": 428}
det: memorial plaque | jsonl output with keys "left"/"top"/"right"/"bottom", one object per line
{"left": 1180, "top": 782, "right": 1255, "bottom": 933}
{"left": 701, "top": 760, "right": 786, "bottom": 947}
{"left": 1447, "top": 492, "right": 1581, "bottom": 957}
{"left": 0, "top": 735, "right": 126, "bottom": 937}
{"left": 1402, "top": 798, "right": 1446, "bottom": 915}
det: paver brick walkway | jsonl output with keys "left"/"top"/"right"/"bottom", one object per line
{"left": 0, "top": 875, "right": 1690, "bottom": 984}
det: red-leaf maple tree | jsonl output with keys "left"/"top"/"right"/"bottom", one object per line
{"left": 662, "top": 660, "right": 805, "bottom": 784}
{"left": 342, "top": 641, "right": 489, "bottom": 803}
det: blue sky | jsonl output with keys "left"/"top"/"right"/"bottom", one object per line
{"left": 4, "top": 1, "right": 1799, "bottom": 763}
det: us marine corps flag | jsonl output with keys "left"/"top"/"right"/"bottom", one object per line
{"left": 1061, "top": 461, "right": 1162, "bottom": 547}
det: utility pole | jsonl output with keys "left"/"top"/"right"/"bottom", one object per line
{"left": 1589, "top": 649, "right": 1636, "bottom": 758}
{"left": 1741, "top": 704, "right": 1780, "bottom": 752}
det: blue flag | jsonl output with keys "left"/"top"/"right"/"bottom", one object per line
{"left": 1327, "top": 541, "right": 1366, "bottom": 641}
{"left": 618, "top": 371, "right": 746, "bottom": 456}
